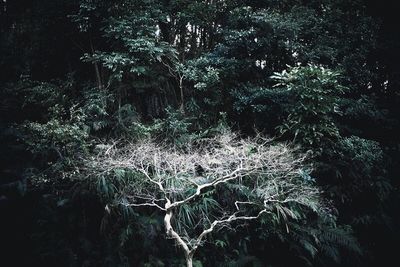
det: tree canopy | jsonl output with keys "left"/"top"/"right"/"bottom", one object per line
{"left": 1, "top": 0, "right": 399, "bottom": 266}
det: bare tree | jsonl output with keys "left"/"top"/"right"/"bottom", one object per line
{"left": 159, "top": 56, "right": 186, "bottom": 112}
{"left": 86, "top": 131, "right": 326, "bottom": 267}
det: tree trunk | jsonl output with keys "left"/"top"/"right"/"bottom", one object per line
{"left": 179, "top": 77, "right": 185, "bottom": 113}
{"left": 185, "top": 254, "right": 193, "bottom": 267}
{"left": 164, "top": 206, "right": 193, "bottom": 266}
{"left": 90, "top": 38, "right": 103, "bottom": 89}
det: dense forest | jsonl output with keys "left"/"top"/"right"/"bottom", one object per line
{"left": 1, "top": 0, "right": 399, "bottom": 266}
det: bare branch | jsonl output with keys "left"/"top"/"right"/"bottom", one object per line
{"left": 191, "top": 209, "right": 270, "bottom": 252}
{"left": 84, "top": 131, "right": 325, "bottom": 266}
{"left": 125, "top": 202, "right": 166, "bottom": 211}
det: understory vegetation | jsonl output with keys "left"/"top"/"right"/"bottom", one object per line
{"left": 1, "top": 0, "right": 399, "bottom": 266}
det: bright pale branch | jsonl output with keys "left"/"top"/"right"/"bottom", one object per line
{"left": 85, "top": 131, "right": 325, "bottom": 267}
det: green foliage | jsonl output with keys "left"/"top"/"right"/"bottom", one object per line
{"left": 339, "top": 136, "right": 383, "bottom": 175}
{"left": 81, "top": 0, "right": 178, "bottom": 85}
{"left": 184, "top": 57, "right": 221, "bottom": 92}
{"left": 12, "top": 79, "right": 89, "bottom": 157}
{"left": 289, "top": 222, "right": 362, "bottom": 264}
{"left": 272, "top": 64, "right": 346, "bottom": 149}
{"left": 22, "top": 116, "right": 88, "bottom": 155}
{"left": 315, "top": 134, "right": 394, "bottom": 264}
{"left": 2, "top": 0, "right": 400, "bottom": 267}
{"left": 82, "top": 87, "right": 115, "bottom": 132}
{"left": 321, "top": 135, "right": 389, "bottom": 204}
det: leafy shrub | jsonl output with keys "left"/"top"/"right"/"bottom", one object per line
{"left": 271, "top": 64, "right": 346, "bottom": 150}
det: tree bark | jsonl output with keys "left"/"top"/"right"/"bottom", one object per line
{"left": 185, "top": 253, "right": 193, "bottom": 267}
{"left": 164, "top": 203, "right": 193, "bottom": 266}
{"left": 90, "top": 38, "right": 103, "bottom": 89}
{"left": 179, "top": 76, "right": 185, "bottom": 113}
